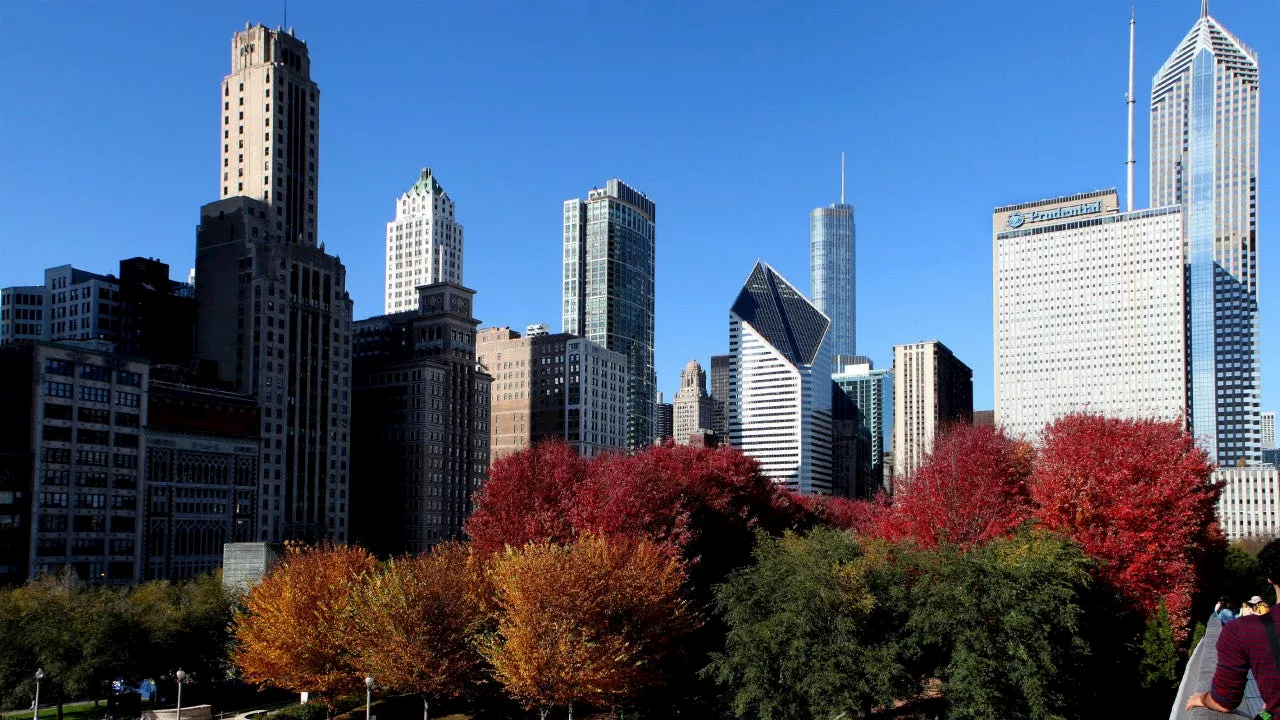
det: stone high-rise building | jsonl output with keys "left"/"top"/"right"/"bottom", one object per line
{"left": 476, "top": 327, "right": 628, "bottom": 461}
{"left": 673, "top": 360, "right": 713, "bottom": 444}
{"left": 219, "top": 23, "right": 319, "bottom": 247}
{"left": 351, "top": 284, "right": 490, "bottom": 554}
{"left": 384, "top": 168, "right": 464, "bottom": 313}
{"left": 892, "top": 341, "right": 972, "bottom": 479}
{"left": 1151, "top": 4, "right": 1260, "bottom": 466}
{"left": 196, "top": 25, "right": 352, "bottom": 543}
{"left": 563, "top": 179, "right": 656, "bottom": 449}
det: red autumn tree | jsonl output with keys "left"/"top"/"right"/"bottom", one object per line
{"left": 233, "top": 543, "right": 377, "bottom": 718}
{"left": 350, "top": 544, "right": 490, "bottom": 720}
{"left": 1029, "top": 414, "right": 1219, "bottom": 636}
{"left": 482, "top": 534, "right": 694, "bottom": 720}
{"left": 876, "top": 424, "right": 1035, "bottom": 549}
{"left": 786, "top": 491, "right": 888, "bottom": 535}
{"left": 465, "top": 440, "right": 589, "bottom": 555}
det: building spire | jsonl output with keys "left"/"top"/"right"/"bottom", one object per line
{"left": 1126, "top": 6, "right": 1136, "bottom": 212}
{"left": 840, "top": 151, "right": 845, "bottom": 205}
{"left": 1200, "top": 0, "right": 1208, "bottom": 18}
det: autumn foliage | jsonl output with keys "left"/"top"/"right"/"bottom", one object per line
{"left": 482, "top": 534, "right": 693, "bottom": 719}
{"left": 465, "top": 441, "right": 588, "bottom": 556}
{"left": 350, "top": 543, "right": 491, "bottom": 720}
{"left": 233, "top": 542, "right": 377, "bottom": 715}
{"left": 875, "top": 424, "right": 1036, "bottom": 548}
{"left": 1029, "top": 414, "right": 1219, "bottom": 636}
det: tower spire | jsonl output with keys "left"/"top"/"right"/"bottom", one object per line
{"left": 840, "top": 151, "right": 845, "bottom": 205}
{"left": 1126, "top": 6, "right": 1136, "bottom": 212}
{"left": 1200, "top": 0, "right": 1208, "bottom": 18}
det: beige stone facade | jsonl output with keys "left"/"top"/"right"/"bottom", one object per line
{"left": 476, "top": 327, "right": 532, "bottom": 463}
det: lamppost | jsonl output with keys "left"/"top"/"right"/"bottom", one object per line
{"left": 33, "top": 669, "right": 44, "bottom": 720}
{"left": 364, "top": 676, "right": 374, "bottom": 720}
{"left": 175, "top": 670, "right": 187, "bottom": 720}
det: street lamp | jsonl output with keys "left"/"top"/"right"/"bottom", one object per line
{"left": 364, "top": 676, "right": 374, "bottom": 720}
{"left": 175, "top": 670, "right": 187, "bottom": 720}
{"left": 33, "top": 669, "right": 44, "bottom": 720}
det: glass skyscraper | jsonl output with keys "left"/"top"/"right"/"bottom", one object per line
{"left": 563, "top": 179, "right": 656, "bottom": 449}
{"left": 1151, "top": 3, "right": 1260, "bottom": 465}
{"left": 810, "top": 202, "right": 856, "bottom": 363}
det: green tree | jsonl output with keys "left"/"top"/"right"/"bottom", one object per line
{"left": 707, "top": 528, "right": 915, "bottom": 719}
{"left": 908, "top": 530, "right": 1095, "bottom": 720}
{"left": 1139, "top": 601, "right": 1180, "bottom": 691}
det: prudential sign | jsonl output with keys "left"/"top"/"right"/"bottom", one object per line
{"left": 1006, "top": 200, "right": 1103, "bottom": 229}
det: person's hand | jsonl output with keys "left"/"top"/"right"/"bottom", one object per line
{"left": 1186, "top": 692, "right": 1208, "bottom": 710}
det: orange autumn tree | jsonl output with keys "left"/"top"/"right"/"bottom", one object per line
{"left": 483, "top": 534, "right": 694, "bottom": 720}
{"left": 233, "top": 542, "right": 377, "bottom": 718}
{"left": 350, "top": 544, "right": 490, "bottom": 720}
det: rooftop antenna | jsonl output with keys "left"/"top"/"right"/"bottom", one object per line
{"left": 840, "top": 151, "right": 846, "bottom": 205}
{"left": 283, "top": 0, "right": 287, "bottom": 32}
{"left": 1126, "top": 6, "right": 1135, "bottom": 212}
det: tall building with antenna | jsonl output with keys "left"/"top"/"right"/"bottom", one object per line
{"left": 809, "top": 154, "right": 856, "bottom": 365}
{"left": 1150, "top": 1, "right": 1261, "bottom": 465}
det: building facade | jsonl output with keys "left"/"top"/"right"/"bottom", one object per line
{"left": 1217, "top": 467, "right": 1280, "bottom": 540}
{"left": 476, "top": 327, "right": 628, "bottom": 461}
{"left": 352, "top": 284, "right": 490, "bottom": 555}
{"left": 710, "top": 354, "right": 731, "bottom": 444}
{"left": 893, "top": 340, "right": 972, "bottom": 479}
{"left": 729, "top": 261, "right": 834, "bottom": 495}
{"left": 809, "top": 202, "right": 856, "bottom": 364}
{"left": 384, "top": 168, "right": 464, "bottom": 313}
{"left": 1264, "top": 412, "right": 1276, "bottom": 450}
{"left": 44, "top": 266, "right": 120, "bottom": 344}
{"left": 832, "top": 357, "right": 893, "bottom": 496}
{"left": 1151, "top": 6, "right": 1260, "bottom": 466}
{"left": 562, "top": 179, "right": 656, "bottom": 449}
{"left": 0, "top": 287, "right": 46, "bottom": 345}
{"left": 117, "top": 258, "right": 197, "bottom": 366}
{"left": 144, "top": 372, "right": 259, "bottom": 580}
{"left": 655, "top": 394, "right": 673, "bottom": 444}
{"left": 219, "top": 23, "right": 319, "bottom": 247}
{"left": 673, "top": 360, "right": 713, "bottom": 444}
{"left": 0, "top": 343, "right": 148, "bottom": 584}
{"left": 993, "top": 190, "right": 1186, "bottom": 440}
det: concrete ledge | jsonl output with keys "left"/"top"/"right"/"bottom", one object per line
{"left": 142, "top": 705, "right": 213, "bottom": 720}
{"left": 1170, "top": 617, "right": 1261, "bottom": 720}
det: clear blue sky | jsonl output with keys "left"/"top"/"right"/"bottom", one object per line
{"left": 0, "top": 1, "right": 1274, "bottom": 411}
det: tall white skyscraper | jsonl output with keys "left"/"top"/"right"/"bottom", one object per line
{"left": 384, "top": 168, "right": 464, "bottom": 313}
{"left": 993, "top": 190, "right": 1187, "bottom": 441}
{"left": 219, "top": 23, "right": 319, "bottom": 247}
{"left": 1263, "top": 412, "right": 1276, "bottom": 450}
{"left": 729, "top": 261, "right": 834, "bottom": 495}
{"left": 1151, "top": 3, "right": 1260, "bottom": 465}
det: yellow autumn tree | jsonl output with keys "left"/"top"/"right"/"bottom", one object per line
{"left": 350, "top": 543, "right": 490, "bottom": 720}
{"left": 483, "top": 534, "right": 694, "bottom": 720}
{"left": 233, "top": 542, "right": 377, "bottom": 718}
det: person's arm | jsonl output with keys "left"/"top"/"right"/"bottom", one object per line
{"left": 1194, "top": 618, "right": 1250, "bottom": 711}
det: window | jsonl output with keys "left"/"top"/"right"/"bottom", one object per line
{"left": 44, "top": 358, "right": 73, "bottom": 376}
{"left": 44, "top": 403, "right": 72, "bottom": 420}
{"left": 43, "top": 381, "right": 73, "bottom": 399}
{"left": 39, "top": 492, "right": 68, "bottom": 508}
{"left": 77, "top": 450, "right": 109, "bottom": 467}
{"left": 42, "top": 424, "right": 72, "bottom": 442}
{"left": 77, "top": 429, "right": 109, "bottom": 446}
{"left": 116, "top": 371, "right": 141, "bottom": 387}
{"left": 115, "top": 413, "right": 140, "bottom": 428}
{"left": 115, "top": 392, "right": 139, "bottom": 408}
{"left": 79, "top": 365, "right": 111, "bottom": 382}
{"left": 79, "top": 386, "right": 110, "bottom": 404}
{"left": 42, "top": 448, "right": 71, "bottom": 464}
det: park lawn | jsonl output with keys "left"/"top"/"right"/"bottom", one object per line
{"left": 2, "top": 701, "right": 108, "bottom": 720}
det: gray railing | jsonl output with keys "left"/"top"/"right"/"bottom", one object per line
{"left": 1171, "top": 616, "right": 1263, "bottom": 719}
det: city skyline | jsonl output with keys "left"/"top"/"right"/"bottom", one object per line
{"left": 1, "top": 1, "right": 1275, "bottom": 417}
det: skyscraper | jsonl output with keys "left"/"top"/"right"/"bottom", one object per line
{"left": 832, "top": 357, "right": 893, "bottom": 496}
{"left": 710, "top": 354, "right": 731, "bottom": 444}
{"left": 1263, "top": 412, "right": 1276, "bottom": 450}
{"left": 992, "top": 190, "right": 1186, "bottom": 440}
{"left": 673, "top": 359, "right": 713, "bottom": 444}
{"left": 1151, "top": 3, "right": 1260, "bottom": 465}
{"left": 730, "top": 261, "right": 834, "bottom": 495}
{"left": 655, "top": 393, "right": 674, "bottom": 444}
{"left": 384, "top": 168, "right": 464, "bottom": 313}
{"left": 810, "top": 173, "right": 855, "bottom": 364}
{"left": 219, "top": 23, "right": 319, "bottom": 247}
{"left": 196, "top": 25, "right": 353, "bottom": 543}
{"left": 563, "top": 179, "right": 656, "bottom": 449}
{"left": 893, "top": 341, "right": 972, "bottom": 479}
